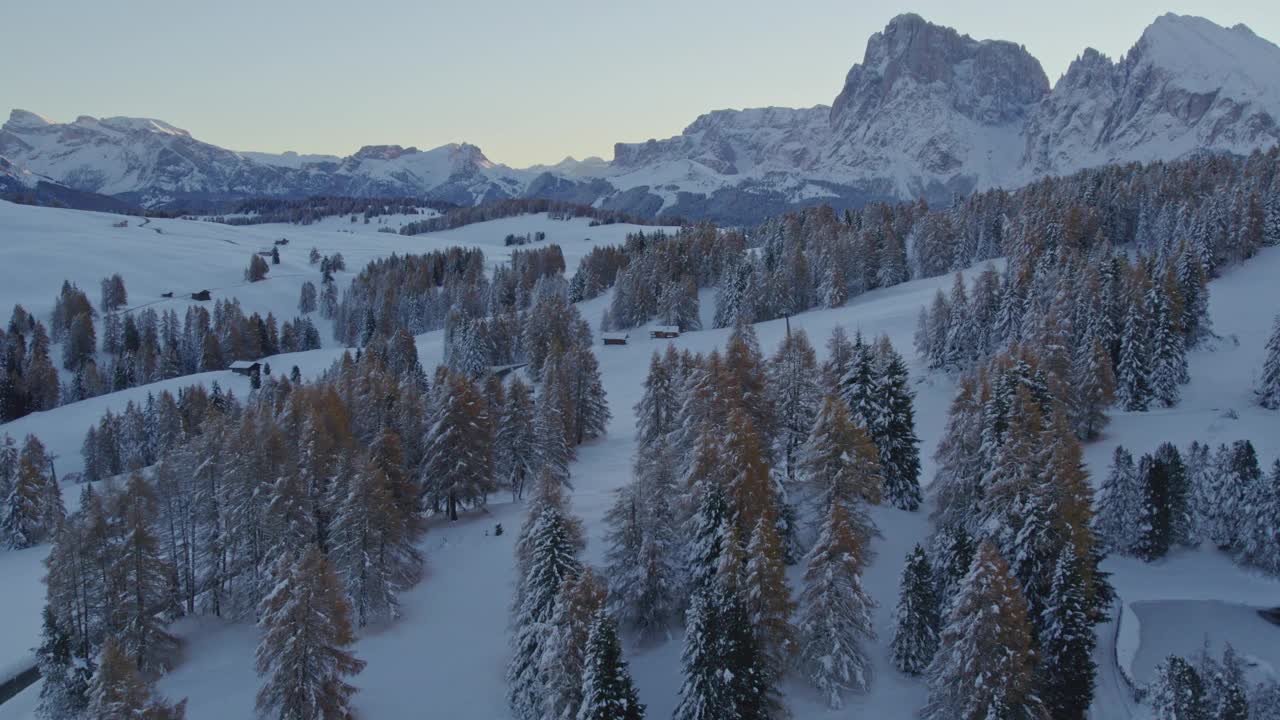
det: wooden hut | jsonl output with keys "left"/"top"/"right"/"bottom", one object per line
{"left": 602, "top": 332, "right": 629, "bottom": 346}
{"left": 649, "top": 325, "right": 680, "bottom": 339}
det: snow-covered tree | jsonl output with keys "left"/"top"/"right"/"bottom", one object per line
{"left": 873, "top": 336, "right": 923, "bottom": 510}
{"left": 1096, "top": 447, "right": 1142, "bottom": 555}
{"left": 35, "top": 606, "right": 91, "bottom": 720}
{"left": 1037, "top": 545, "right": 1096, "bottom": 720}
{"left": 496, "top": 377, "right": 538, "bottom": 500}
{"left": 797, "top": 501, "right": 876, "bottom": 708}
{"left": 87, "top": 638, "right": 186, "bottom": 720}
{"left": 541, "top": 569, "right": 606, "bottom": 720}
{"left": 255, "top": 545, "right": 365, "bottom": 720}
{"left": 420, "top": 370, "right": 494, "bottom": 520}
{"left": 923, "top": 542, "right": 1045, "bottom": 720}
{"left": 767, "top": 327, "right": 821, "bottom": 486}
{"left": 634, "top": 349, "right": 681, "bottom": 449}
{"left": 797, "top": 395, "right": 882, "bottom": 547}
{"left": 1148, "top": 655, "right": 1208, "bottom": 720}
{"left": 891, "top": 544, "right": 940, "bottom": 676}
{"left": 576, "top": 609, "right": 645, "bottom": 720}
{"left": 1258, "top": 313, "right": 1280, "bottom": 409}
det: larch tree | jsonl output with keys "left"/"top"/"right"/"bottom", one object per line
{"left": 923, "top": 542, "right": 1046, "bottom": 720}
{"left": 890, "top": 544, "right": 940, "bottom": 676}
{"left": 87, "top": 638, "right": 186, "bottom": 720}
{"left": 576, "top": 609, "right": 645, "bottom": 720}
{"left": 797, "top": 501, "right": 877, "bottom": 708}
{"left": 255, "top": 545, "right": 365, "bottom": 720}
{"left": 112, "top": 473, "right": 179, "bottom": 671}
{"left": 34, "top": 605, "right": 91, "bottom": 720}
{"left": 797, "top": 395, "right": 882, "bottom": 548}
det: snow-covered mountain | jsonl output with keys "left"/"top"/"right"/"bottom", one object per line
{"left": 1021, "top": 14, "right": 1280, "bottom": 176}
{"left": 4, "top": 13, "right": 1279, "bottom": 221}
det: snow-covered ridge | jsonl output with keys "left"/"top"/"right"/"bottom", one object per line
{"left": 3, "top": 13, "right": 1279, "bottom": 220}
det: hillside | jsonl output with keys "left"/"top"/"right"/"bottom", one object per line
{"left": 0, "top": 200, "right": 1277, "bottom": 719}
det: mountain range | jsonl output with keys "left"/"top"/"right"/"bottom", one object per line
{"left": 3, "top": 12, "right": 1279, "bottom": 223}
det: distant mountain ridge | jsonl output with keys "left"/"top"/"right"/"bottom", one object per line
{"left": 4, "top": 13, "right": 1279, "bottom": 222}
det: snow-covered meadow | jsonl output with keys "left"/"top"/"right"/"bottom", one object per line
{"left": 0, "top": 201, "right": 1277, "bottom": 719}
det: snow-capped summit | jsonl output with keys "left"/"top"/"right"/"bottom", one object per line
{"left": 3, "top": 14, "right": 1278, "bottom": 221}
{"left": 1021, "top": 14, "right": 1280, "bottom": 176}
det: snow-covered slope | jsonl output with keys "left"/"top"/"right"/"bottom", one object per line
{"left": 6, "top": 14, "right": 1278, "bottom": 222}
{"left": 1, "top": 198, "right": 1278, "bottom": 718}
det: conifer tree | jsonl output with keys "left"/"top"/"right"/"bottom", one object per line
{"left": 541, "top": 569, "right": 606, "bottom": 720}
{"left": 1037, "top": 545, "right": 1096, "bottom": 720}
{"left": 421, "top": 370, "right": 494, "bottom": 520}
{"left": 331, "top": 457, "right": 423, "bottom": 627}
{"left": 1149, "top": 655, "right": 1208, "bottom": 720}
{"left": 873, "top": 336, "right": 923, "bottom": 510}
{"left": 35, "top": 605, "right": 91, "bottom": 720}
{"left": 797, "top": 395, "right": 882, "bottom": 546}
{"left": 496, "top": 377, "right": 537, "bottom": 500}
{"left": 1237, "top": 459, "right": 1280, "bottom": 575}
{"left": 634, "top": 350, "right": 680, "bottom": 449}
{"left": 673, "top": 590, "right": 729, "bottom": 720}
{"left": 1117, "top": 280, "right": 1153, "bottom": 411}
{"left": 565, "top": 344, "right": 610, "bottom": 446}
{"left": 534, "top": 386, "right": 573, "bottom": 488}
{"left": 88, "top": 638, "right": 186, "bottom": 720}
{"left": 508, "top": 491, "right": 584, "bottom": 720}
{"left": 766, "top": 327, "right": 821, "bottom": 487}
{"left": 891, "top": 544, "right": 940, "bottom": 676}
{"left": 923, "top": 542, "right": 1045, "bottom": 720}
{"left": 604, "top": 444, "right": 680, "bottom": 640}
{"left": 743, "top": 513, "right": 796, "bottom": 681}
{"left": 1096, "top": 447, "right": 1142, "bottom": 555}
{"left": 797, "top": 501, "right": 876, "bottom": 708}
{"left": 1258, "top": 313, "right": 1280, "bottom": 410}
{"left": 576, "top": 609, "right": 645, "bottom": 720}
{"left": 1070, "top": 337, "right": 1115, "bottom": 440}
{"left": 255, "top": 545, "right": 365, "bottom": 720}
{"left": 112, "top": 474, "right": 178, "bottom": 671}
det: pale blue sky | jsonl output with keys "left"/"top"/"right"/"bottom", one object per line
{"left": 4, "top": 0, "right": 1277, "bottom": 167}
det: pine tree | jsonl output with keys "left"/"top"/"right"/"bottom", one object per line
{"left": 797, "top": 395, "right": 881, "bottom": 546}
{"left": 508, "top": 495, "right": 584, "bottom": 720}
{"left": 1116, "top": 279, "right": 1153, "bottom": 412}
{"left": 541, "top": 569, "right": 606, "bottom": 720}
{"left": 797, "top": 501, "right": 876, "bottom": 708}
{"left": 1096, "top": 447, "right": 1142, "bottom": 555}
{"left": 1070, "top": 337, "right": 1115, "bottom": 440}
{"left": 1258, "top": 313, "right": 1280, "bottom": 410}
{"left": 873, "top": 337, "right": 923, "bottom": 510}
{"left": 576, "top": 609, "right": 645, "bottom": 720}
{"left": 767, "top": 327, "right": 821, "bottom": 487}
{"left": 604, "top": 443, "right": 680, "bottom": 640}
{"left": 1149, "top": 655, "right": 1208, "bottom": 720}
{"left": 87, "top": 637, "right": 186, "bottom": 720}
{"left": 742, "top": 513, "right": 795, "bottom": 681}
{"left": 497, "top": 377, "right": 538, "bottom": 500}
{"left": 1037, "top": 545, "right": 1096, "bottom": 720}
{"left": 923, "top": 542, "right": 1046, "bottom": 720}
{"left": 255, "top": 545, "right": 365, "bottom": 720}
{"left": 533, "top": 385, "right": 572, "bottom": 489}
{"left": 673, "top": 590, "right": 730, "bottom": 720}
{"left": 1237, "top": 460, "right": 1280, "bottom": 575}
{"left": 420, "top": 370, "right": 494, "bottom": 520}
{"left": 634, "top": 350, "right": 680, "bottom": 449}
{"left": 1149, "top": 284, "right": 1187, "bottom": 408}
{"left": 35, "top": 605, "right": 91, "bottom": 720}
{"left": 891, "top": 544, "right": 940, "bottom": 676}
{"left": 566, "top": 344, "right": 611, "bottom": 446}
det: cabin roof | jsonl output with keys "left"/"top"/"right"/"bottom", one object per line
{"left": 229, "top": 360, "right": 260, "bottom": 370}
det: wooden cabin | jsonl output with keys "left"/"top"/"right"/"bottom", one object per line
{"left": 191, "top": 290, "right": 212, "bottom": 301}
{"left": 649, "top": 325, "right": 680, "bottom": 339}
{"left": 229, "top": 360, "right": 262, "bottom": 381}
{"left": 602, "top": 332, "right": 629, "bottom": 346}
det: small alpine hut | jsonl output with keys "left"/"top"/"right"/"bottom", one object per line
{"left": 649, "top": 325, "right": 680, "bottom": 340}
{"left": 602, "top": 332, "right": 629, "bottom": 346}
{"left": 229, "top": 360, "right": 262, "bottom": 383}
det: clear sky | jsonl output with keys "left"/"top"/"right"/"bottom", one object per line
{"left": 3, "top": 0, "right": 1277, "bottom": 167}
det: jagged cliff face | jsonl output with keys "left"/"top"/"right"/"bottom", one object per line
{"left": 4, "top": 13, "right": 1279, "bottom": 220}
{"left": 1022, "top": 14, "right": 1280, "bottom": 177}
{"left": 824, "top": 13, "right": 1049, "bottom": 196}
